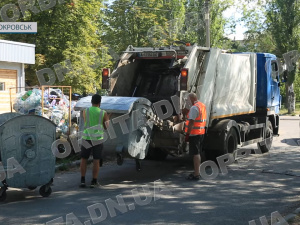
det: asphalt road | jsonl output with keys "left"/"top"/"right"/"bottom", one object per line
{"left": 0, "top": 116, "right": 299, "bottom": 225}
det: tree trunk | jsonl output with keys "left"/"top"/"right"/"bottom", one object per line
{"left": 285, "top": 83, "right": 296, "bottom": 114}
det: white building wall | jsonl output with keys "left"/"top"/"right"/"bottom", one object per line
{"left": 0, "top": 40, "right": 35, "bottom": 64}
{"left": 0, "top": 40, "right": 35, "bottom": 113}
{"left": 0, "top": 61, "right": 24, "bottom": 92}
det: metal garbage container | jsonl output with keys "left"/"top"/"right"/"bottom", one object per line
{"left": 0, "top": 113, "right": 56, "bottom": 201}
{"left": 75, "top": 96, "right": 155, "bottom": 170}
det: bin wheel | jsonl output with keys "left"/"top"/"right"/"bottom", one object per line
{"left": 135, "top": 159, "right": 141, "bottom": 172}
{"left": 117, "top": 154, "right": 123, "bottom": 166}
{"left": 0, "top": 188, "right": 7, "bottom": 202}
{"left": 28, "top": 186, "right": 37, "bottom": 190}
{"left": 39, "top": 185, "right": 52, "bottom": 197}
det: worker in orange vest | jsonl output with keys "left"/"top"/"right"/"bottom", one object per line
{"left": 184, "top": 93, "right": 207, "bottom": 180}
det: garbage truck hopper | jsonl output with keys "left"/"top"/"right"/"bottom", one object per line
{"left": 75, "top": 96, "right": 155, "bottom": 165}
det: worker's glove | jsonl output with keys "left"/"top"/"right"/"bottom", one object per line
{"left": 185, "top": 133, "right": 190, "bottom": 143}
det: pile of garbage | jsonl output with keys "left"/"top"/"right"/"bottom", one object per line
{"left": 13, "top": 88, "right": 75, "bottom": 135}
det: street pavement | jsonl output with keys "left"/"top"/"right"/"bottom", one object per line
{"left": 0, "top": 116, "right": 299, "bottom": 225}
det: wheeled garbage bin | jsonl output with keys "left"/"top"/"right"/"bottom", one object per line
{"left": 0, "top": 113, "right": 56, "bottom": 201}
{"left": 75, "top": 96, "right": 155, "bottom": 171}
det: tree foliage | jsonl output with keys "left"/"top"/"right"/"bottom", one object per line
{"left": 0, "top": 0, "right": 110, "bottom": 94}
{"left": 177, "top": 0, "right": 233, "bottom": 47}
{"left": 266, "top": 0, "right": 300, "bottom": 111}
{"left": 240, "top": 0, "right": 300, "bottom": 63}
{"left": 102, "top": 0, "right": 187, "bottom": 52}
{"left": 0, "top": 0, "right": 233, "bottom": 94}
{"left": 266, "top": 0, "right": 300, "bottom": 56}
{"left": 103, "top": 0, "right": 232, "bottom": 52}
{"left": 239, "top": 0, "right": 300, "bottom": 111}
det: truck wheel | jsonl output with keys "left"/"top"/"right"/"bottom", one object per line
{"left": 260, "top": 121, "right": 273, "bottom": 153}
{"left": 224, "top": 128, "right": 238, "bottom": 154}
{"left": 146, "top": 148, "right": 168, "bottom": 161}
{"left": 205, "top": 150, "right": 218, "bottom": 162}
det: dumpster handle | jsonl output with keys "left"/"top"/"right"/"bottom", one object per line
{"left": 21, "top": 126, "right": 36, "bottom": 130}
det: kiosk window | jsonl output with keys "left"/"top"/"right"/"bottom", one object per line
{"left": 0, "top": 82, "right": 5, "bottom": 91}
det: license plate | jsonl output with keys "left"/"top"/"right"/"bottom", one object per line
{"left": 177, "top": 50, "right": 188, "bottom": 56}
{"left": 140, "top": 52, "right": 159, "bottom": 57}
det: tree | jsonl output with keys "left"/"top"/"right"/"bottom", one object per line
{"left": 180, "top": 0, "right": 233, "bottom": 48}
{"left": 0, "top": 0, "right": 110, "bottom": 94}
{"left": 241, "top": 0, "right": 300, "bottom": 113}
{"left": 266, "top": 0, "right": 300, "bottom": 113}
{"left": 234, "top": 0, "right": 273, "bottom": 52}
{"left": 294, "top": 65, "right": 300, "bottom": 102}
{"left": 102, "top": 0, "right": 186, "bottom": 52}
{"left": 103, "top": 0, "right": 232, "bottom": 53}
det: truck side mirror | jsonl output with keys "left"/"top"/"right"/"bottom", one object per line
{"left": 278, "top": 82, "right": 281, "bottom": 87}
{"left": 102, "top": 68, "right": 110, "bottom": 90}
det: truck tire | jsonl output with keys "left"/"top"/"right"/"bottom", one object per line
{"left": 146, "top": 147, "right": 168, "bottom": 161}
{"left": 260, "top": 120, "right": 273, "bottom": 153}
{"left": 223, "top": 128, "right": 238, "bottom": 154}
{"left": 205, "top": 150, "right": 218, "bottom": 162}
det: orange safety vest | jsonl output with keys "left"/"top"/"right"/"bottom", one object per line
{"left": 185, "top": 101, "right": 207, "bottom": 135}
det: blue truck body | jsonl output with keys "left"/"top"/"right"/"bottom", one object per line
{"left": 256, "top": 53, "right": 281, "bottom": 114}
{"left": 234, "top": 52, "right": 281, "bottom": 115}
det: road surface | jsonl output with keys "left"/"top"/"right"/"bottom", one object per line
{"left": 0, "top": 116, "right": 299, "bottom": 225}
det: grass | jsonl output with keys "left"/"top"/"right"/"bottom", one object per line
{"left": 280, "top": 102, "right": 300, "bottom": 116}
{"left": 56, "top": 153, "right": 81, "bottom": 171}
{"left": 288, "top": 213, "right": 300, "bottom": 225}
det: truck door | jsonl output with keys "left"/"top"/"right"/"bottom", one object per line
{"left": 270, "top": 59, "right": 281, "bottom": 112}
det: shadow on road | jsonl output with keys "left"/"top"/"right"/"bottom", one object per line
{"left": 1, "top": 149, "right": 300, "bottom": 225}
{"left": 281, "top": 138, "right": 300, "bottom": 146}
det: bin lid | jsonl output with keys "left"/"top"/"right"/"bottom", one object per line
{"left": 0, "top": 113, "right": 22, "bottom": 126}
{"left": 74, "top": 96, "right": 152, "bottom": 114}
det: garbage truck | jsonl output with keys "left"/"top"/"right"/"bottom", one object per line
{"left": 75, "top": 44, "right": 281, "bottom": 169}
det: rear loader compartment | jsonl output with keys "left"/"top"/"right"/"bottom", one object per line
{"left": 110, "top": 58, "right": 180, "bottom": 103}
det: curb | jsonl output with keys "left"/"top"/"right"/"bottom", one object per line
{"left": 284, "top": 207, "right": 300, "bottom": 223}
{"left": 279, "top": 118, "right": 300, "bottom": 120}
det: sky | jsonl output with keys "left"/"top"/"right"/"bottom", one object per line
{"left": 223, "top": 6, "right": 247, "bottom": 40}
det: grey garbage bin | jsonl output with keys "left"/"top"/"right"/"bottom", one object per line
{"left": 75, "top": 96, "right": 155, "bottom": 171}
{"left": 0, "top": 113, "right": 56, "bottom": 201}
